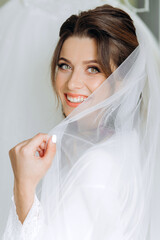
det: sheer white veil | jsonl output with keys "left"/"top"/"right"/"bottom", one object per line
{"left": 0, "top": 0, "right": 160, "bottom": 239}
{"left": 35, "top": 2, "right": 160, "bottom": 240}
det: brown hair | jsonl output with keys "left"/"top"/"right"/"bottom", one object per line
{"left": 51, "top": 4, "right": 139, "bottom": 97}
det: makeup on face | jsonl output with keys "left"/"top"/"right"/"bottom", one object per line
{"left": 55, "top": 37, "right": 107, "bottom": 116}
{"left": 64, "top": 92, "right": 88, "bottom": 107}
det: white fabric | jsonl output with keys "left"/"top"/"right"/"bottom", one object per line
{"left": 3, "top": 194, "right": 44, "bottom": 240}
{"left": 2, "top": 1, "right": 160, "bottom": 240}
{"left": 0, "top": 0, "right": 109, "bottom": 237}
{"left": 0, "top": 0, "right": 108, "bottom": 236}
{"left": 3, "top": 131, "right": 141, "bottom": 240}
{"left": 39, "top": 10, "right": 160, "bottom": 239}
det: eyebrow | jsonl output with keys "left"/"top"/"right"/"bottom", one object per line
{"left": 58, "top": 57, "right": 99, "bottom": 65}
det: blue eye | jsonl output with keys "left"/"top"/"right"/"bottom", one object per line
{"left": 88, "top": 67, "right": 100, "bottom": 73}
{"left": 58, "top": 63, "right": 71, "bottom": 70}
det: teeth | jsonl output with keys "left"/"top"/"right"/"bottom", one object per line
{"left": 67, "top": 95, "right": 87, "bottom": 103}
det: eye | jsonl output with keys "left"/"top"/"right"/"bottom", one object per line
{"left": 57, "top": 63, "right": 71, "bottom": 70}
{"left": 88, "top": 66, "right": 100, "bottom": 74}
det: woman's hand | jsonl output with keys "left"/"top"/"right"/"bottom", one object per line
{"left": 9, "top": 133, "right": 56, "bottom": 223}
{"left": 9, "top": 132, "right": 56, "bottom": 190}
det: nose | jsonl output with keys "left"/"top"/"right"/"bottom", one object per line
{"left": 67, "top": 68, "right": 84, "bottom": 90}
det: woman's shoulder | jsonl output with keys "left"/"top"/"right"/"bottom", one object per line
{"left": 85, "top": 130, "right": 139, "bottom": 164}
{"left": 80, "top": 130, "right": 140, "bottom": 185}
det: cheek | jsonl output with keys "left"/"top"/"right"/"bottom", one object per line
{"left": 55, "top": 72, "right": 66, "bottom": 93}
{"left": 86, "top": 77, "right": 106, "bottom": 93}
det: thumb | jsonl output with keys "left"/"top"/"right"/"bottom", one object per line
{"left": 44, "top": 135, "right": 57, "bottom": 162}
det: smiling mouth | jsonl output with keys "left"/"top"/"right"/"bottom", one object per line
{"left": 64, "top": 93, "right": 88, "bottom": 107}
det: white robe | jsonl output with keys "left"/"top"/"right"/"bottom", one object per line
{"left": 3, "top": 131, "right": 142, "bottom": 240}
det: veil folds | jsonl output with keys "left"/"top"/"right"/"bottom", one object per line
{"left": 37, "top": 3, "right": 160, "bottom": 240}
{"left": 1, "top": 0, "right": 159, "bottom": 239}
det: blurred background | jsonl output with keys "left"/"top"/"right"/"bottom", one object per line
{"left": 0, "top": 0, "right": 159, "bottom": 238}
{"left": 0, "top": 0, "right": 159, "bottom": 42}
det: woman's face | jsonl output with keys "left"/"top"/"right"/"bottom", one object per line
{"left": 55, "top": 36, "right": 107, "bottom": 117}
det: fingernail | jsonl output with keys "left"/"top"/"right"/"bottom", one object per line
{"left": 52, "top": 135, "right": 57, "bottom": 143}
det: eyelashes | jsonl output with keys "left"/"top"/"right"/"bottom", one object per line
{"left": 88, "top": 66, "right": 100, "bottom": 73}
{"left": 57, "top": 62, "right": 101, "bottom": 74}
{"left": 57, "top": 63, "right": 71, "bottom": 70}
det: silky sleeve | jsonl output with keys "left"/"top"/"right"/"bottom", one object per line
{"left": 2, "top": 193, "right": 45, "bottom": 240}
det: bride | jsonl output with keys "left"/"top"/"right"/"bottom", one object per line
{"left": 3, "top": 3, "right": 160, "bottom": 240}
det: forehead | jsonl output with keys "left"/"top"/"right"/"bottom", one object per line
{"left": 59, "top": 36, "right": 98, "bottom": 61}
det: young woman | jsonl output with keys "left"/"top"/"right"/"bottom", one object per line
{"left": 3, "top": 3, "right": 160, "bottom": 240}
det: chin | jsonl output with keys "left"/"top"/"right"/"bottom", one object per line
{"left": 62, "top": 107, "right": 70, "bottom": 118}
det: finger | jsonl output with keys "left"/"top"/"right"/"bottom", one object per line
{"left": 36, "top": 141, "right": 46, "bottom": 153}
{"left": 44, "top": 136, "right": 56, "bottom": 164}
{"left": 35, "top": 148, "right": 44, "bottom": 157}
{"left": 39, "top": 149, "right": 44, "bottom": 157}
{"left": 37, "top": 147, "right": 42, "bottom": 152}
{"left": 39, "top": 151, "right": 44, "bottom": 157}
{"left": 33, "top": 140, "right": 46, "bottom": 150}
{"left": 27, "top": 133, "right": 51, "bottom": 151}
{"left": 15, "top": 139, "right": 28, "bottom": 149}
{"left": 39, "top": 141, "right": 46, "bottom": 150}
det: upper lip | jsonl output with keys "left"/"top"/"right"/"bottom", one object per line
{"left": 65, "top": 93, "right": 88, "bottom": 98}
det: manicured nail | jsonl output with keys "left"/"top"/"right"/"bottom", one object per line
{"left": 52, "top": 134, "right": 57, "bottom": 143}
